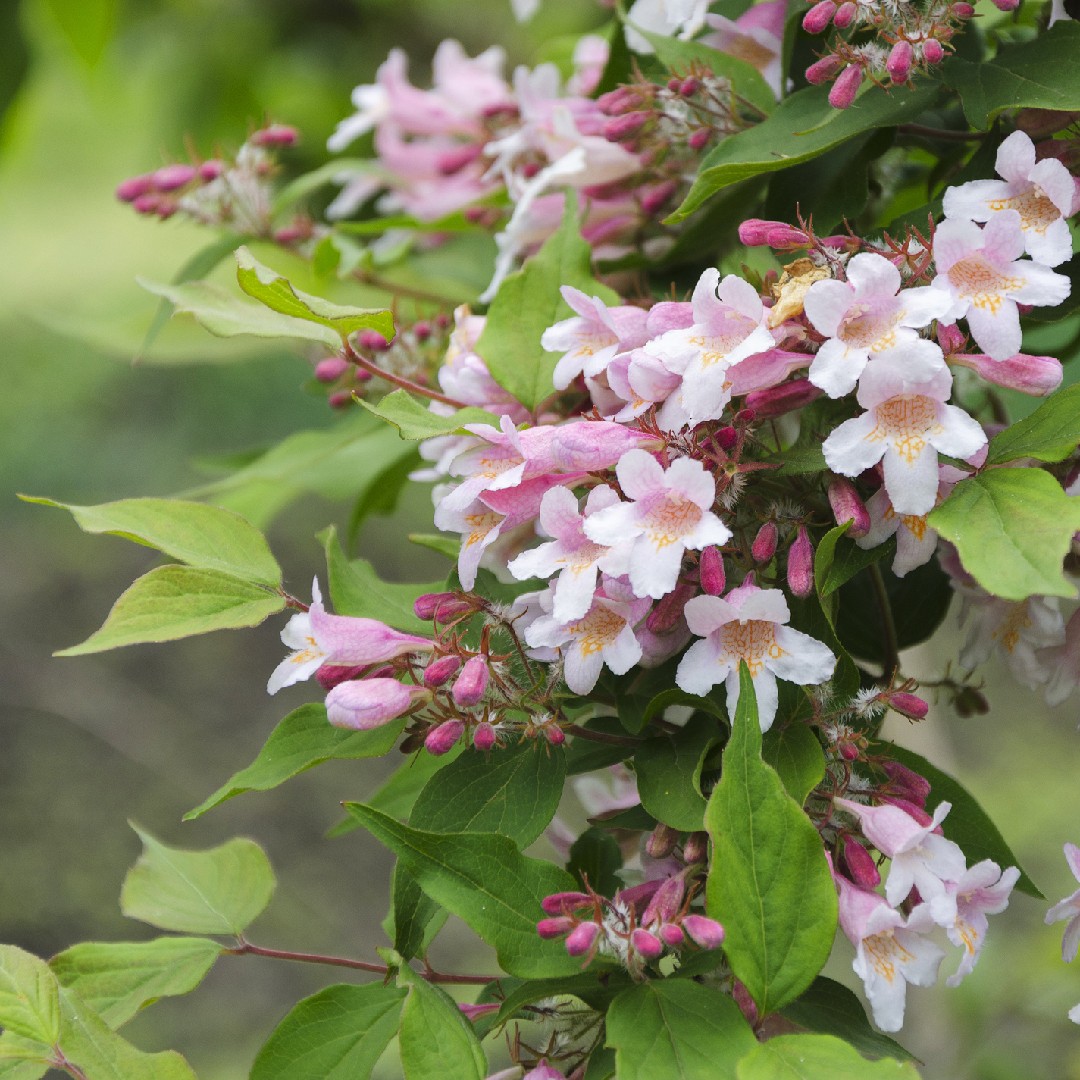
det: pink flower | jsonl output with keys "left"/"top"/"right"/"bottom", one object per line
{"left": 934, "top": 860, "right": 1019, "bottom": 986}
{"left": 948, "top": 350, "right": 1063, "bottom": 396}
{"left": 1046, "top": 842, "right": 1080, "bottom": 963}
{"left": 704, "top": 0, "right": 787, "bottom": 96}
{"left": 325, "top": 678, "right": 429, "bottom": 730}
{"left": 676, "top": 581, "right": 835, "bottom": 732}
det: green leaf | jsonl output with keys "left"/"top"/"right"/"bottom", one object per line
{"left": 476, "top": 195, "right": 619, "bottom": 410}
{"left": 778, "top": 977, "right": 916, "bottom": 1064}
{"left": 235, "top": 247, "right": 394, "bottom": 344}
{"left": 705, "top": 666, "right": 837, "bottom": 1015}
{"left": 606, "top": 980, "right": 757, "bottom": 1080}
{"left": 250, "top": 983, "right": 406, "bottom": 1080}
{"left": 773, "top": 447, "right": 827, "bottom": 475}
{"left": 397, "top": 965, "right": 486, "bottom": 1080}
{"left": 0, "top": 947, "right": 61, "bottom": 1044}
{"left": 345, "top": 803, "right": 579, "bottom": 978}
{"left": 735, "top": 1033, "right": 919, "bottom": 1079}
{"left": 185, "top": 705, "right": 406, "bottom": 820}
{"left": 942, "top": 24, "right": 1080, "bottom": 130}
{"left": 322, "top": 526, "right": 441, "bottom": 634}
{"left": 49, "top": 938, "right": 221, "bottom": 1029}
{"left": 635, "top": 688, "right": 728, "bottom": 737}
{"left": 55, "top": 566, "right": 284, "bottom": 656}
{"left": 817, "top": 535, "right": 893, "bottom": 600}
{"left": 669, "top": 81, "right": 942, "bottom": 222}
{"left": 20, "top": 496, "right": 281, "bottom": 586}
{"left": 985, "top": 383, "right": 1080, "bottom": 467}
{"left": 635, "top": 718, "right": 722, "bottom": 831}
{"left": 873, "top": 743, "right": 1041, "bottom": 898}
{"left": 488, "top": 972, "right": 629, "bottom": 1031}
{"left": 762, "top": 723, "right": 825, "bottom": 808}
{"left": 0, "top": 1055, "right": 46, "bottom": 1080}
{"left": 928, "top": 467, "right": 1080, "bottom": 601}
{"left": 120, "top": 825, "right": 276, "bottom": 935}
{"left": 568, "top": 827, "right": 624, "bottom": 896}
{"left": 358, "top": 389, "right": 501, "bottom": 440}
{"left": 42, "top": 0, "right": 117, "bottom": 65}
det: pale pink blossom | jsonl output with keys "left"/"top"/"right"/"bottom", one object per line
{"left": 943, "top": 130, "right": 1077, "bottom": 267}
{"left": 1046, "top": 843, "right": 1080, "bottom": 963}
{"left": 1040, "top": 607, "right": 1080, "bottom": 706}
{"left": 583, "top": 450, "right": 732, "bottom": 599}
{"left": 948, "top": 350, "right": 1063, "bottom": 396}
{"left": 676, "top": 581, "right": 835, "bottom": 731}
{"left": 704, "top": 0, "right": 787, "bottom": 96}
{"left": 822, "top": 364, "right": 986, "bottom": 516}
{"left": 625, "top": 0, "right": 710, "bottom": 53}
{"left": 930, "top": 211, "right": 1071, "bottom": 360}
{"left": 325, "top": 678, "right": 429, "bottom": 730}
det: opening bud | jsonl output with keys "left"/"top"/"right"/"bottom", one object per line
{"left": 326, "top": 679, "right": 428, "bottom": 731}
{"left": 643, "top": 875, "right": 686, "bottom": 926}
{"left": 542, "top": 891, "right": 594, "bottom": 915}
{"left": 425, "top": 719, "right": 465, "bottom": 756}
{"left": 414, "top": 591, "right": 473, "bottom": 621}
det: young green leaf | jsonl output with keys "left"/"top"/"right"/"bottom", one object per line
{"left": 55, "top": 566, "right": 285, "bottom": 656}
{"left": 250, "top": 983, "right": 407, "bottom": 1080}
{"left": 928, "top": 467, "right": 1080, "bottom": 601}
{"left": 49, "top": 938, "right": 222, "bottom": 1029}
{"left": 735, "top": 1032, "right": 920, "bottom": 1078}
{"left": 20, "top": 496, "right": 281, "bottom": 586}
{"left": 358, "top": 388, "right": 500, "bottom": 440}
{"left": 705, "top": 665, "right": 837, "bottom": 1015}
{"left": 0, "top": 947, "right": 61, "bottom": 1045}
{"left": 120, "top": 825, "right": 276, "bottom": 935}
{"left": 397, "top": 965, "right": 487, "bottom": 1080}
{"left": 606, "top": 980, "right": 757, "bottom": 1080}
{"left": 985, "top": 383, "right": 1080, "bottom": 467}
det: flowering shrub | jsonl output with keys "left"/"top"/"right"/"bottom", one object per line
{"left": 7, "top": 1, "right": 1080, "bottom": 1077}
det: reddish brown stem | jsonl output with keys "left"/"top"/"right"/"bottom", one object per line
{"left": 344, "top": 342, "right": 469, "bottom": 409}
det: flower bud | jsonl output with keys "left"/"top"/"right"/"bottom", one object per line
{"left": 787, "top": 526, "right": 814, "bottom": 599}
{"left": 152, "top": 163, "right": 198, "bottom": 191}
{"left": 887, "top": 691, "right": 930, "bottom": 721}
{"left": 326, "top": 679, "right": 428, "bottom": 730}
{"left": 422, "top": 654, "right": 462, "bottom": 688}
{"left": 630, "top": 928, "right": 664, "bottom": 960}
{"left": 682, "top": 831, "right": 709, "bottom": 864}
{"left": 738, "top": 219, "right": 773, "bottom": 245}
{"left": 472, "top": 721, "right": 497, "bottom": 751}
{"left": 950, "top": 352, "right": 1062, "bottom": 397}
{"left": 315, "top": 663, "right": 368, "bottom": 691}
{"left": 886, "top": 40, "right": 914, "bottom": 84}
{"left": 752, "top": 522, "right": 778, "bottom": 563}
{"left": 840, "top": 741, "right": 860, "bottom": 761}
{"left": 659, "top": 923, "right": 685, "bottom": 947}
{"left": 950, "top": 1, "right": 974, "bottom": 14}
{"left": 327, "top": 390, "right": 354, "bottom": 409}
{"left": 881, "top": 760, "right": 932, "bottom": 805}
{"left": 523, "top": 1061, "right": 565, "bottom": 1080}
{"left": 745, "top": 379, "right": 823, "bottom": 418}
{"left": 452, "top": 655, "right": 489, "bottom": 706}
{"left": 688, "top": 128, "right": 711, "bottom": 151}
{"left": 679, "top": 77, "right": 701, "bottom": 97}
{"left": 251, "top": 124, "right": 299, "bottom": 146}
{"left": 357, "top": 328, "right": 390, "bottom": 351}
{"left": 805, "top": 54, "right": 844, "bottom": 85}
{"left": 699, "top": 546, "right": 726, "bottom": 596}
{"left": 829, "top": 64, "right": 863, "bottom": 109}
{"left": 990, "top": 0, "right": 1019, "bottom": 9}
{"left": 597, "top": 86, "right": 642, "bottom": 116}
{"left": 314, "top": 357, "right": 349, "bottom": 383}
{"left": 645, "top": 582, "right": 695, "bottom": 634}
{"left": 198, "top": 159, "right": 225, "bottom": 181}
{"left": 536, "top": 916, "right": 574, "bottom": 939}
{"left": 542, "top": 891, "right": 593, "bottom": 915}
{"left": 802, "top": 0, "right": 837, "bottom": 32}
{"left": 640, "top": 179, "right": 679, "bottom": 216}
{"left": 115, "top": 173, "right": 154, "bottom": 202}
{"left": 682, "top": 915, "right": 725, "bottom": 949}
{"left": 602, "top": 111, "right": 651, "bottom": 143}
{"left": 543, "top": 722, "right": 566, "bottom": 746}
{"left": 841, "top": 835, "right": 881, "bottom": 889}
{"left": 646, "top": 823, "right": 680, "bottom": 860}
{"left": 425, "top": 719, "right": 466, "bottom": 756}
{"left": 643, "top": 875, "right": 686, "bottom": 926}
{"left": 936, "top": 321, "right": 966, "bottom": 355}
{"left": 715, "top": 425, "right": 739, "bottom": 451}
{"left": 414, "top": 591, "right": 472, "bottom": 621}
{"left": 565, "top": 920, "right": 601, "bottom": 956}
{"left": 827, "top": 476, "right": 871, "bottom": 538}
{"left": 832, "top": 0, "right": 857, "bottom": 24}
{"left": 921, "top": 39, "right": 945, "bottom": 64}
{"left": 459, "top": 1002, "right": 500, "bottom": 1021}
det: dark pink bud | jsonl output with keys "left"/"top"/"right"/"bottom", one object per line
{"left": 667, "top": 76, "right": 683, "bottom": 92}
{"left": 425, "top": 719, "right": 465, "bottom": 756}
{"left": 198, "top": 159, "right": 225, "bottom": 181}
{"left": 881, "top": 760, "right": 932, "bottom": 805}
{"left": 688, "top": 128, "right": 711, "bottom": 151}
{"left": 682, "top": 832, "right": 708, "bottom": 864}
{"left": 659, "top": 923, "right": 685, "bottom": 947}
{"left": 643, "top": 876, "right": 686, "bottom": 926}
{"left": 452, "top": 655, "right": 489, "bottom": 706}
{"left": 888, "top": 691, "right": 929, "bottom": 720}
{"left": 765, "top": 224, "right": 813, "bottom": 250}
{"left": 841, "top": 835, "right": 881, "bottom": 888}
{"left": 879, "top": 795, "right": 933, "bottom": 826}
{"left": 745, "top": 379, "right": 822, "bottom": 418}
{"left": 787, "top": 526, "right": 814, "bottom": 599}
{"left": 640, "top": 179, "right": 679, "bottom": 216}
{"left": 314, "top": 357, "right": 349, "bottom": 383}
{"left": 682, "top": 915, "right": 725, "bottom": 949}
{"left": 716, "top": 425, "right": 739, "bottom": 451}
{"left": 537, "top": 916, "right": 574, "bottom": 939}
{"left": 422, "top": 654, "right": 462, "bottom": 688}
{"left": 937, "top": 321, "right": 966, "bottom": 355}
{"left": 645, "top": 583, "right": 695, "bottom": 634}
{"left": 357, "top": 328, "right": 390, "bottom": 351}
{"left": 523, "top": 1060, "right": 565, "bottom": 1080}
{"left": 802, "top": 0, "right": 837, "bottom": 33}
{"left": 827, "top": 476, "right": 871, "bottom": 538}
{"left": 543, "top": 723, "right": 566, "bottom": 746}
{"left": 436, "top": 143, "right": 484, "bottom": 175}
{"left": 115, "top": 173, "right": 155, "bottom": 202}
{"left": 315, "top": 663, "right": 368, "bottom": 691}
{"left": 752, "top": 522, "right": 778, "bottom": 563}
{"left": 251, "top": 124, "right": 299, "bottom": 146}
{"left": 414, "top": 592, "right": 472, "bottom": 621}
{"left": 616, "top": 880, "right": 663, "bottom": 914}
{"left": 922, "top": 39, "right": 945, "bottom": 64}
{"left": 738, "top": 219, "right": 773, "bottom": 245}
{"left": 132, "top": 193, "right": 169, "bottom": 216}
{"left": 412, "top": 320, "right": 431, "bottom": 342}
{"left": 832, "top": 1, "right": 857, "bottom": 26}
{"left": 829, "top": 64, "right": 863, "bottom": 109}
{"left": 631, "top": 928, "right": 664, "bottom": 960}
{"left": 886, "top": 41, "right": 914, "bottom": 84}
{"left": 679, "top": 77, "right": 701, "bottom": 97}
{"left": 472, "top": 721, "right": 497, "bottom": 751}
{"left": 565, "top": 920, "right": 601, "bottom": 956}
{"left": 699, "top": 546, "right": 726, "bottom": 596}
{"left": 805, "top": 54, "right": 844, "bottom": 85}
{"left": 542, "top": 892, "right": 593, "bottom": 915}
{"left": 603, "top": 111, "right": 651, "bottom": 143}
{"left": 646, "top": 823, "right": 679, "bottom": 860}
{"left": 951, "top": 352, "right": 1063, "bottom": 397}
{"left": 951, "top": 1, "right": 974, "bottom": 14}
{"left": 597, "top": 87, "right": 642, "bottom": 116}
{"left": 840, "top": 742, "right": 860, "bottom": 761}
{"left": 152, "top": 163, "right": 198, "bottom": 191}
{"left": 990, "top": 0, "right": 1019, "bottom": 9}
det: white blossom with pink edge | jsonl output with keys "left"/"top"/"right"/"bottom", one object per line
{"left": 1047, "top": 843, "right": 1080, "bottom": 964}
{"left": 1039, "top": 606, "right": 1080, "bottom": 706}
{"left": 508, "top": 485, "right": 630, "bottom": 622}
{"left": 822, "top": 363, "right": 986, "bottom": 516}
{"left": 943, "top": 130, "right": 1078, "bottom": 268}
{"left": 930, "top": 210, "right": 1071, "bottom": 361}
{"left": 676, "top": 581, "right": 835, "bottom": 732}
{"left": 802, "top": 251, "right": 950, "bottom": 398}
{"left": 836, "top": 872, "right": 944, "bottom": 1033}
{"left": 583, "top": 450, "right": 732, "bottom": 600}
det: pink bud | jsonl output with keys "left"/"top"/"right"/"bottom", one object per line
{"left": 423, "top": 655, "right": 462, "bottom": 688}
{"left": 643, "top": 876, "right": 686, "bottom": 926}
{"left": 832, "top": 1, "right": 857, "bottom": 26}
{"left": 803, "top": 0, "right": 837, "bottom": 33}
{"left": 679, "top": 77, "right": 701, "bottom": 97}
{"left": 251, "top": 124, "right": 299, "bottom": 146}
{"left": 565, "top": 920, "right": 601, "bottom": 956}
{"left": 452, "top": 656, "right": 489, "bottom": 707}
{"left": 886, "top": 41, "right": 914, "bottom": 84}
{"left": 472, "top": 721, "right": 497, "bottom": 751}
{"left": 688, "top": 128, "right": 711, "bottom": 151}
{"left": 990, "top": 0, "right": 1019, "bottom": 9}
{"left": 738, "top": 219, "right": 773, "bottom": 245}
{"left": 537, "top": 916, "right": 574, "bottom": 939}
{"left": 115, "top": 173, "right": 155, "bottom": 202}
{"left": 425, "top": 719, "right": 465, "bottom": 756}
{"left": 682, "top": 915, "right": 725, "bottom": 949}
{"left": 881, "top": 760, "right": 932, "bottom": 805}
{"left": 878, "top": 795, "right": 933, "bottom": 826}
{"left": 752, "top": 522, "right": 778, "bottom": 563}
{"left": 646, "top": 823, "right": 679, "bottom": 860}
{"left": 314, "top": 357, "right": 349, "bottom": 383}
{"left": 602, "top": 111, "right": 651, "bottom": 143}
{"left": 922, "top": 39, "right": 945, "bottom": 64}
{"left": 716, "top": 425, "right": 739, "bottom": 451}
{"left": 152, "top": 163, "right": 198, "bottom": 191}
{"left": 827, "top": 476, "right": 871, "bottom": 538}
{"left": 682, "top": 832, "right": 708, "bottom": 864}
{"left": 198, "top": 159, "right": 225, "bottom": 181}
{"left": 841, "top": 835, "right": 881, "bottom": 889}
{"left": 950, "top": 352, "right": 1062, "bottom": 397}
{"left": 765, "top": 224, "right": 814, "bottom": 250}
{"left": 805, "top": 54, "right": 844, "bottom": 85}
{"left": 640, "top": 179, "right": 679, "bottom": 216}
{"left": 659, "top": 923, "right": 685, "bottom": 947}
{"left": 315, "top": 664, "right": 368, "bottom": 691}
{"left": 951, "top": 1, "right": 974, "bottom": 14}
{"left": 414, "top": 592, "right": 472, "bottom": 621}
{"left": 327, "top": 390, "right": 354, "bottom": 409}
{"left": 744, "top": 379, "right": 823, "bottom": 418}
{"left": 887, "top": 691, "right": 929, "bottom": 720}
{"left": 523, "top": 1061, "right": 565, "bottom": 1080}
{"left": 937, "top": 321, "right": 966, "bottom": 355}
{"left": 840, "top": 742, "right": 860, "bottom": 761}
{"left": 645, "top": 583, "right": 695, "bottom": 634}
{"left": 458, "top": 1001, "right": 500, "bottom": 1021}
{"left": 597, "top": 87, "right": 642, "bottom": 116}
{"left": 787, "top": 526, "right": 814, "bottom": 599}
{"left": 326, "top": 679, "right": 428, "bottom": 730}
{"left": 436, "top": 143, "right": 484, "bottom": 175}
{"left": 543, "top": 723, "right": 566, "bottom": 746}
{"left": 542, "top": 892, "right": 593, "bottom": 915}
{"left": 829, "top": 64, "right": 863, "bottom": 109}
{"left": 631, "top": 929, "right": 664, "bottom": 960}
{"left": 357, "top": 328, "right": 390, "bottom": 351}
{"left": 699, "top": 546, "right": 726, "bottom": 596}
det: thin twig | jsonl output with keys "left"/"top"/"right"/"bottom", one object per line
{"left": 867, "top": 561, "right": 900, "bottom": 678}
{"left": 344, "top": 341, "right": 469, "bottom": 408}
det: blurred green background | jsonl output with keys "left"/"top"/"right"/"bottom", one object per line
{"left": 2, "top": 0, "right": 1080, "bottom": 1076}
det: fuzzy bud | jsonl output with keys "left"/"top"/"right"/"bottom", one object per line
{"left": 841, "top": 835, "right": 881, "bottom": 889}
{"left": 542, "top": 891, "right": 593, "bottom": 915}
{"left": 643, "top": 875, "right": 686, "bottom": 926}
{"left": 886, "top": 40, "right": 914, "bottom": 84}
{"left": 840, "top": 742, "right": 860, "bottom": 761}
{"left": 922, "top": 39, "right": 945, "bottom": 65}
{"left": 327, "top": 390, "right": 354, "bottom": 409}
{"left": 950, "top": 1, "right": 974, "bottom": 14}
{"left": 752, "top": 522, "right": 779, "bottom": 563}
{"left": 827, "top": 476, "right": 871, "bottom": 538}
{"left": 452, "top": 655, "right": 489, "bottom": 706}
{"left": 198, "top": 159, "right": 225, "bottom": 181}
{"left": 414, "top": 592, "right": 472, "bottom": 621}
{"left": 422, "top": 654, "right": 462, "bottom": 688}
{"left": 315, "top": 664, "right": 368, "bottom": 691}
{"left": 738, "top": 219, "right": 774, "bottom": 245}
{"left": 646, "top": 823, "right": 680, "bottom": 860}
{"left": 679, "top": 77, "right": 701, "bottom": 97}
{"left": 829, "top": 64, "right": 863, "bottom": 109}
{"left": 990, "top": 0, "right": 1019, "bottom": 9}
{"left": 565, "top": 920, "right": 601, "bottom": 956}
{"left": 887, "top": 691, "right": 930, "bottom": 721}
{"left": 645, "top": 583, "right": 695, "bottom": 634}
{"left": 314, "top": 357, "right": 349, "bottom": 383}
{"left": 425, "top": 719, "right": 465, "bottom": 756}
{"left": 660, "top": 923, "right": 685, "bottom": 947}
{"left": 787, "top": 526, "right": 814, "bottom": 599}
{"left": 682, "top": 915, "right": 725, "bottom": 949}
{"left": 597, "top": 86, "right": 642, "bottom": 116}
{"left": 715, "top": 425, "right": 739, "bottom": 451}
{"left": 832, "top": 0, "right": 857, "bottom": 25}
{"left": 602, "top": 111, "right": 651, "bottom": 143}
{"left": 745, "top": 378, "right": 823, "bottom": 418}
{"left": 682, "top": 832, "right": 709, "bottom": 864}
{"left": 630, "top": 928, "right": 664, "bottom": 960}
{"left": 536, "top": 916, "right": 574, "bottom": 939}
{"left": 805, "top": 54, "right": 844, "bottom": 85}
{"left": 472, "top": 721, "right": 497, "bottom": 752}
{"left": 803, "top": 0, "right": 837, "bottom": 32}
{"left": 640, "top": 179, "right": 679, "bottom": 216}
{"left": 699, "top": 546, "right": 726, "bottom": 596}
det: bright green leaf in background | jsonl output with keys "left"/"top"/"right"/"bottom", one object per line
{"left": 705, "top": 667, "right": 837, "bottom": 1016}
{"left": 359, "top": 389, "right": 500, "bottom": 441}
{"left": 55, "top": 566, "right": 285, "bottom": 656}
{"left": 985, "top": 383, "right": 1080, "bottom": 466}
{"left": 20, "top": 496, "right": 281, "bottom": 586}
{"left": 41, "top": 0, "right": 117, "bottom": 66}
{"left": 120, "top": 825, "right": 276, "bottom": 936}
{"left": 735, "top": 1033, "right": 919, "bottom": 1079}
{"left": 397, "top": 964, "right": 487, "bottom": 1080}
{"left": 0, "top": 947, "right": 61, "bottom": 1045}
{"left": 928, "top": 467, "right": 1080, "bottom": 601}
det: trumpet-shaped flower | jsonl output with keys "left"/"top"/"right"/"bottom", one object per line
{"left": 676, "top": 581, "right": 835, "bottom": 731}
{"left": 934, "top": 860, "right": 1019, "bottom": 986}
